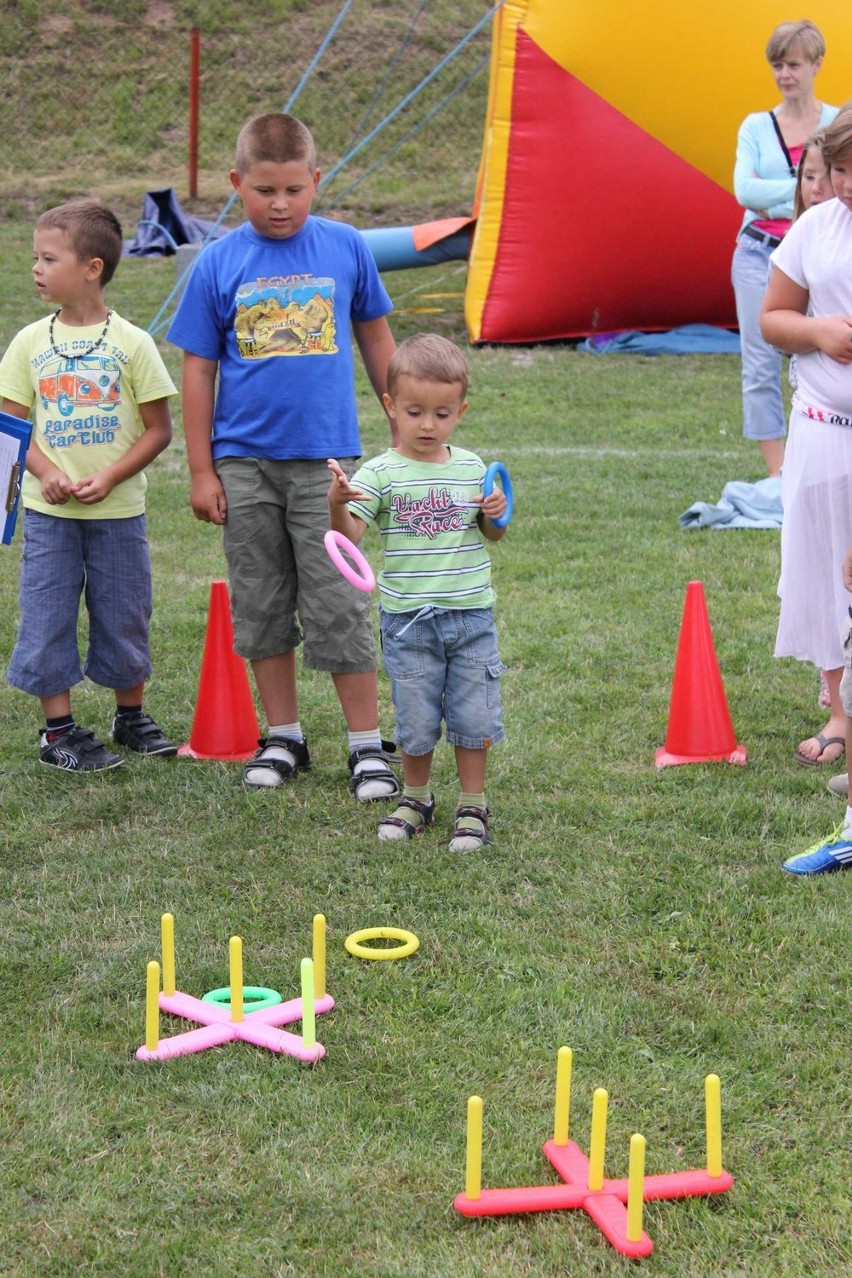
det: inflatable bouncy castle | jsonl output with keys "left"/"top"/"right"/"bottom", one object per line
{"left": 465, "top": 0, "right": 852, "bottom": 343}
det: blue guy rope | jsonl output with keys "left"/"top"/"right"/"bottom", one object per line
{"left": 318, "top": 53, "right": 489, "bottom": 212}
{"left": 318, "top": 1, "right": 506, "bottom": 192}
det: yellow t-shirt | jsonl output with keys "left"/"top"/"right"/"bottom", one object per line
{"left": 0, "top": 310, "right": 176, "bottom": 518}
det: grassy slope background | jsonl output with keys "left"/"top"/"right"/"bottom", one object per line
{"left": 1, "top": 3, "right": 851, "bottom": 1276}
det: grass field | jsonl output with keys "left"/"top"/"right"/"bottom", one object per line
{"left": 1, "top": 229, "right": 851, "bottom": 1276}
{"left": 2, "top": 3, "right": 851, "bottom": 1274}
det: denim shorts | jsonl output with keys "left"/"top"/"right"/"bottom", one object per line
{"left": 6, "top": 510, "right": 153, "bottom": 697}
{"left": 379, "top": 606, "right": 506, "bottom": 754}
{"left": 216, "top": 457, "right": 377, "bottom": 673}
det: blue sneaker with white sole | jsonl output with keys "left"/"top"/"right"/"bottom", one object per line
{"left": 783, "top": 824, "right": 852, "bottom": 875}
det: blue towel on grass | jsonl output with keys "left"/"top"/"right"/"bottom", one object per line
{"left": 678, "top": 477, "right": 783, "bottom": 530}
{"left": 580, "top": 324, "right": 740, "bottom": 356}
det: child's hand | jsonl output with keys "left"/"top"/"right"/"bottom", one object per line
{"left": 40, "top": 465, "right": 74, "bottom": 505}
{"left": 190, "top": 472, "right": 227, "bottom": 524}
{"left": 70, "top": 470, "right": 115, "bottom": 504}
{"left": 327, "top": 458, "right": 365, "bottom": 506}
{"left": 814, "top": 317, "right": 852, "bottom": 365}
{"left": 477, "top": 486, "right": 508, "bottom": 524}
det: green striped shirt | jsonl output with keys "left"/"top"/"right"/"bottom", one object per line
{"left": 348, "top": 447, "right": 495, "bottom": 612}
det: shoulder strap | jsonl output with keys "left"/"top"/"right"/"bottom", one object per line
{"left": 768, "top": 110, "right": 796, "bottom": 177}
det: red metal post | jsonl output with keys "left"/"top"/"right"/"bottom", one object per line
{"left": 189, "top": 26, "right": 200, "bottom": 198}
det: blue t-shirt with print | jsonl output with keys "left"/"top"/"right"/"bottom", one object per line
{"left": 167, "top": 216, "right": 392, "bottom": 460}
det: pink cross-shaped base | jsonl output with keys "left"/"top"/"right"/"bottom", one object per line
{"left": 136, "top": 989, "right": 335, "bottom": 1063}
{"left": 454, "top": 1138, "right": 733, "bottom": 1258}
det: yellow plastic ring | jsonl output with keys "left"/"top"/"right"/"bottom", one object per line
{"left": 344, "top": 926, "right": 419, "bottom": 960}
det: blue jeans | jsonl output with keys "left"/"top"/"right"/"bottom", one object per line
{"left": 380, "top": 606, "right": 506, "bottom": 754}
{"left": 731, "top": 234, "right": 787, "bottom": 442}
{"left": 6, "top": 511, "right": 153, "bottom": 697}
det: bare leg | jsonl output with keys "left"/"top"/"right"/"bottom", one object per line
{"left": 402, "top": 749, "right": 433, "bottom": 789}
{"left": 331, "top": 669, "right": 379, "bottom": 731}
{"left": 759, "top": 437, "right": 785, "bottom": 478}
{"left": 455, "top": 745, "right": 488, "bottom": 794}
{"left": 40, "top": 692, "right": 72, "bottom": 720}
{"left": 251, "top": 651, "right": 298, "bottom": 725}
{"left": 114, "top": 682, "right": 144, "bottom": 706}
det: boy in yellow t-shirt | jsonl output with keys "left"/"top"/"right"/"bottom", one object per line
{"left": 0, "top": 201, "right": 177, "bottom": 771}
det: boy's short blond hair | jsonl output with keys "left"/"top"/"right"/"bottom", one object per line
{"left": 234, "top": 113, "right": 317, "bottom": 174}
{"left": 35, "top": 201, "right": 123, "bottom": 286}
{"left": 820, "top": 103, "right": 852, "bottom": 167}
{"left": 765, "top": 19, "right": 825, "bottom": 64}
{"left": 387, "top": 333, "right": 469, "bottom": 399}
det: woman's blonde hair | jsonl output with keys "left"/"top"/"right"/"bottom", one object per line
{"left": 765, "top": 19, "right": 825, "bottom": 64}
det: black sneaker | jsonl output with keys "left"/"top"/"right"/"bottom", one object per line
{"left": 112, "top": 710, "right": 178, "bottom": 756}
{"left": 39, "top": 725, "right": 124, "bottom": 773}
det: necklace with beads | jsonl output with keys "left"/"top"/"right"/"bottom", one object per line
{"left": 48, "top": 308, "right": 112, "bottom": 360}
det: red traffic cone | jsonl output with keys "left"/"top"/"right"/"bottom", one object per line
{"left": 178, "top": 580, "right": 260, "bottom": 760}
{"left": 655, "top": 581, "right": 746, "bottom": 767}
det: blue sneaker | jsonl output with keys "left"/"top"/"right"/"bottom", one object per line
{"left": 783, "top": 824, "right": 852, "bottom": 875}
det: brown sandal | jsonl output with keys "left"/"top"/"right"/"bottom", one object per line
{"left": 377, "top": 794, "right": 435, "bottom": 840}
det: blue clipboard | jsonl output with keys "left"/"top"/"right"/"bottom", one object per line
{"left": 1, "top": 409, "right": 32, "bottom": 546}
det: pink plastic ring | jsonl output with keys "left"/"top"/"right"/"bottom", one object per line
{"left": 323, "top": 529, "right": 376, "bottom": 593}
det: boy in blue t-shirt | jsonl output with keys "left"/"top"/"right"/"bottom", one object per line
{"left": 167, "top": 113, "right": 399, "bottom": 799}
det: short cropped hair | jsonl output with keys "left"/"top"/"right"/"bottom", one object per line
{"left": 36, "top": 201, "right": 123, "bottom": 286}
{"left": 820, "top": 103, "right": 852, "bottom": 167}
{"left": 387, "top": 333, "right": 469, "bottom": 399}
{"left": 234, "top": 113, "right": 317, "bottom": 174}
{"left": 766, "top": 19, "right": 825, "bottom": 64}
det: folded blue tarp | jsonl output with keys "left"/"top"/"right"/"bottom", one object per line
{"left": 678, "top": 477, "right": 782, "bottom": 530}
{"left": 124, "top": 188, "right": 228, "bottom": 256}
{"left": 580, "top": 323, "right": 741, "bottom": 355}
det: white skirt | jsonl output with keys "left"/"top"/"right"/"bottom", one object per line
{"left": 775, "top": 410, "right": 852, "bottom": 668}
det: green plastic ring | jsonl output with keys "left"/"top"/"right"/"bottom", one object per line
{"left": 201, "top": 985, "right": 282, "bottom": 1012}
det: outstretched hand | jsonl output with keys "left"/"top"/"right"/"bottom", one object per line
{"left": 327, "top": 457, "right": 366, "bottom": 507}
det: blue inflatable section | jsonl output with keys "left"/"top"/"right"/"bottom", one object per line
{"left": 358, "top": 226, "right": 471, "bottom": 271}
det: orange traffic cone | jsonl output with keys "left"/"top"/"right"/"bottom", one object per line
{"left": 178, "top": 580, "right": 260, "bottom": 760}
{"left": 655, "top": 581, "right": 746, "bottom": 767}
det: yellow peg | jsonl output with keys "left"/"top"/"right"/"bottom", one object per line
{"left": 161, "top": 913, "right": 175, "bottom": 996}
{"left": 229, "top": 936, "right": 244, "bottom": 1022}
{"left": 626, "top": 1133, "right": 646, "bottom": 1242}
{"left": 312, "top": 913, "right": 326, "bottom": 999}
{"left": 588, "top": 1087, "right": 608, "bottom": 1190}
{"left": 145, "top": 960, "right": 160, "bottom": 1052}
{"left": 553, "top": 1046, "right": 573, "bottom": 1146}
{"left": 465, "top": 1096, "right": 483, "bottom": 1200}
{"left": 301, "top": 957, "right": 316, "bottom": 1048}
{"left": 705, "top": 1074, "right": 722, "bottom": 1176}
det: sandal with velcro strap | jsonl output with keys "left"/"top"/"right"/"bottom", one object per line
{"left": 348, "top": 740, "right": 402, "bottom": 801}
{"left": 448, "top": 805, "right": 490, "bottom": 853}
{"left": 244, "top": 735, "right": 312, "bottom": 788}
{"left": 377, "top": 794, "right": 436, "bottom": 841}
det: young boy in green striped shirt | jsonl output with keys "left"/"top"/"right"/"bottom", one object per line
{"left": 328, "top": 333, "right": 508, "bottom": 852}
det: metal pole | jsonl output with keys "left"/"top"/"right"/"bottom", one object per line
{"left": 189, "top": 26, "right": 200, "bottom": 198}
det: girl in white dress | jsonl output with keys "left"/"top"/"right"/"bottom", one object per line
{"left": 761, "top": 106, "right": 852, "bottom": 767}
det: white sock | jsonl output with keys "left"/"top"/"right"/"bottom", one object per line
{"left": 269, "top": 722, "right": 303, "bottom": 742}
{"left": 349, "top": 728, "right": 396, "bottom": 799}
{"left": 842, "top": 805, "right": 852, "bottom": 839}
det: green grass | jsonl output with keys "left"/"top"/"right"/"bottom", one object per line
{"left": 2, "top": 3, "right": 852, "bottom": 1267}
{"left": 1, "top": 218, "right": 851, "bottom": 1275}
